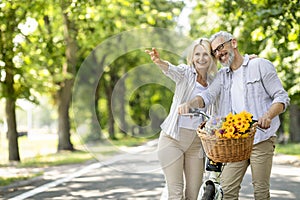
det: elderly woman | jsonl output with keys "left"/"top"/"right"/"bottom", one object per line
{"left": 145, "top": 38, "right": 218, "bottom": 200}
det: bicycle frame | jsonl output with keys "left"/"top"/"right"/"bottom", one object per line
{"left": 183, "top": 109, "right": 224, "bottom": 200}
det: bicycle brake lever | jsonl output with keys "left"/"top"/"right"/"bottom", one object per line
{"left": 252, "top": 119, "right": 266, "bottom": 133}
{"left": 188, "top": 108, "right": 211, "bottom": 119}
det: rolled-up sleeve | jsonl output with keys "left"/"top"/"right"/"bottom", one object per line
{"left": 258, "top": 59, "right": 290, "bottom": 111}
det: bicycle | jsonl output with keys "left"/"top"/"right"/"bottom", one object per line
{"left": 183, "top": 109, "right": 224, "bottom": 200}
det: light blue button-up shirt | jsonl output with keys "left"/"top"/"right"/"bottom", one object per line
{"left": 200, "top": 55, "right": 290, "bottom": 144}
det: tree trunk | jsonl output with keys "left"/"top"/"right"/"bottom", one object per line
{"left": 119, "top": 78, "right": 127, "bottom": 135}
{"left": 89, "top": 82, "right": 103, "bottom": 141}
{"left": 5, "top": 91, "right": 20, "bottom": 161}
{"left": 289, "top": 103, "right": 300, "bottom": 142}
{"left": 276, "top": 113, "right": 288, "bottom": 144}
{"left": 106, "top": 85, "right": 115, "bottom": 139}
{"left": 57, "top": 81, "right": 74, "bottom": 151}
{"left": 112, "top": 74, "right": 127, "bottom": 136}
{"left": 4, "top": 66, "right": 19, "bottom": 161}
{"left": 57, "top": 0, "right": 78, "bottom": 151}
{"left": 88, "top": 52, "right": 104, "bottom": 141}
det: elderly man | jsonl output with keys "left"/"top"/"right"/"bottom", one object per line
{"left": 178, "top": 31, "right": 290, "bottom": 200}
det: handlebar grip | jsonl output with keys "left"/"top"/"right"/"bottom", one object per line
{"left": 252, "top": 119, "right": 266, "bottom": 133}
{"left": 188, "top": 108, "right": 210, "bottom": 119}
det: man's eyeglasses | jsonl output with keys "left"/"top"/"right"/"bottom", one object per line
{"left": 212, "top": 39, "right": 232, "bottom": 56}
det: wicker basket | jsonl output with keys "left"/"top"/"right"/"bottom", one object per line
{"left": 197, "top": 127, "right": 256, "bottom": 163}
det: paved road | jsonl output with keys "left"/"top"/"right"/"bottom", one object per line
{"left": 2, "top": 141, "right": 300, "bottom": 200}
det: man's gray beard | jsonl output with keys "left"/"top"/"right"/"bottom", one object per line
{"left": 221, "top": 50, "right": 234, "bottom": 68}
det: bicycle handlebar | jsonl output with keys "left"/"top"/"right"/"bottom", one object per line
{"left": 180, "top": 108, "right": 211, "bottom": 119}
{"left": 182, "top": 109, "right": 266, "bottom": 133}
{"left": 252, "top": 119, "right": 266, "bottom": 133}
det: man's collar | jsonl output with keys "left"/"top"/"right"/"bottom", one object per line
{"left": 242, "top": 54, "right": 250, "bottom": 66}
{"left": 225, "top": 54, "right": 249, "bottom": 73}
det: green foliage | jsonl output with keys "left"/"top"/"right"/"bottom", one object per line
{"left": 189, "top": 0, "right": 300, "bottom": 105}
{"left": 129, "top": 84, "right": 172, "bottom": 126}
{"left": 188, "top": 0, "right": 300, "bottom": 142}
{"left": 0, "top": 1, "right": 32, "bottom": 100}
{"left": 276, "top": 143, "right": 300, "bottom": 156}
{"left": 71, "top": 1, "right": 186, "bottom": 140}
{"left": 0, "top": 173, "right": 42, "bottom": 186}
{"left": 0, "top": 0, "right": 186, "bottom": 146}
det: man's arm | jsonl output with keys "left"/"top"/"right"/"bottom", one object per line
{"left": 178, "top": 96, "right": 205, "bottom": 114}
{"left": 256, "top": 59, "right": 289, "bottom": 129}
{"left": 259, "top": 102, "right": 285, "bottom": 129}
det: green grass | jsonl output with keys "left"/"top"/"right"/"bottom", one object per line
{"left": 0, "top": 172, "right": 43, "bottom": 186}
{"left": 275, "top": 143, "right": 300, "bottom": 156}
{"left": 18, "top": 150, "right": 93, "bottom": 168}
{"left": 0, "top": 133, "right": 88, "bottom": 165}
{"left": 107, "top": 132, "right": 157, "bottom": 146}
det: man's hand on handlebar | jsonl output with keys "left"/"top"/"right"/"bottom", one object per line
{"left": 250, "top": 120, "right": 267, "bottom": 133}
{"left": 257, "top": 115, "right": 272, "bottom": 129}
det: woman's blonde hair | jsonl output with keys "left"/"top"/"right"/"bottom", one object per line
{"left": 186, "top": 38, "right": 218, "bottom": 83}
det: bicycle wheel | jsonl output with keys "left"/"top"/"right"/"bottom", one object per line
{"left": 201, "top": 180, "right": 215, "bottom": 200}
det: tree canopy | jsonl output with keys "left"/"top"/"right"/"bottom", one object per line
{"left": 1, "top": 0, "right": 300, "bottom": 161}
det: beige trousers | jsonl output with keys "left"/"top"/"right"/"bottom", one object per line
{"left": 220, "top": 136, "right": 276, "bottom": 200}
{"left": 158, "top": 128, "right": 205, "bottom": 200}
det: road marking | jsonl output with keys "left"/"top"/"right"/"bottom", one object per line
{"left": 9, "top": 162, "right": 103, "bottom": 200}
{"left": 9, "top": 153, "right": 133, "bottom": 200}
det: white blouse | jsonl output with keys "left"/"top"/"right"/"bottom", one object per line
{"left": 178, "top": 82, "right": 207, "bottom": 130}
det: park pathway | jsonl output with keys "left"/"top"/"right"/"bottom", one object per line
{"left": 1, "top": 140, "right": 300, "bottom": 199}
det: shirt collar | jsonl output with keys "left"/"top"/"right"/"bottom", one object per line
{"left": 191, "top": 65, "right": 197, "bottom": 74}
{"left": 225, "top": 54, "right": 250, "bottom": 73}
{"left": 243, "top": 54, "right": 250, "bottom": 66}
{"left": 192, "top": 65, "right": 196, "bottom": 72}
